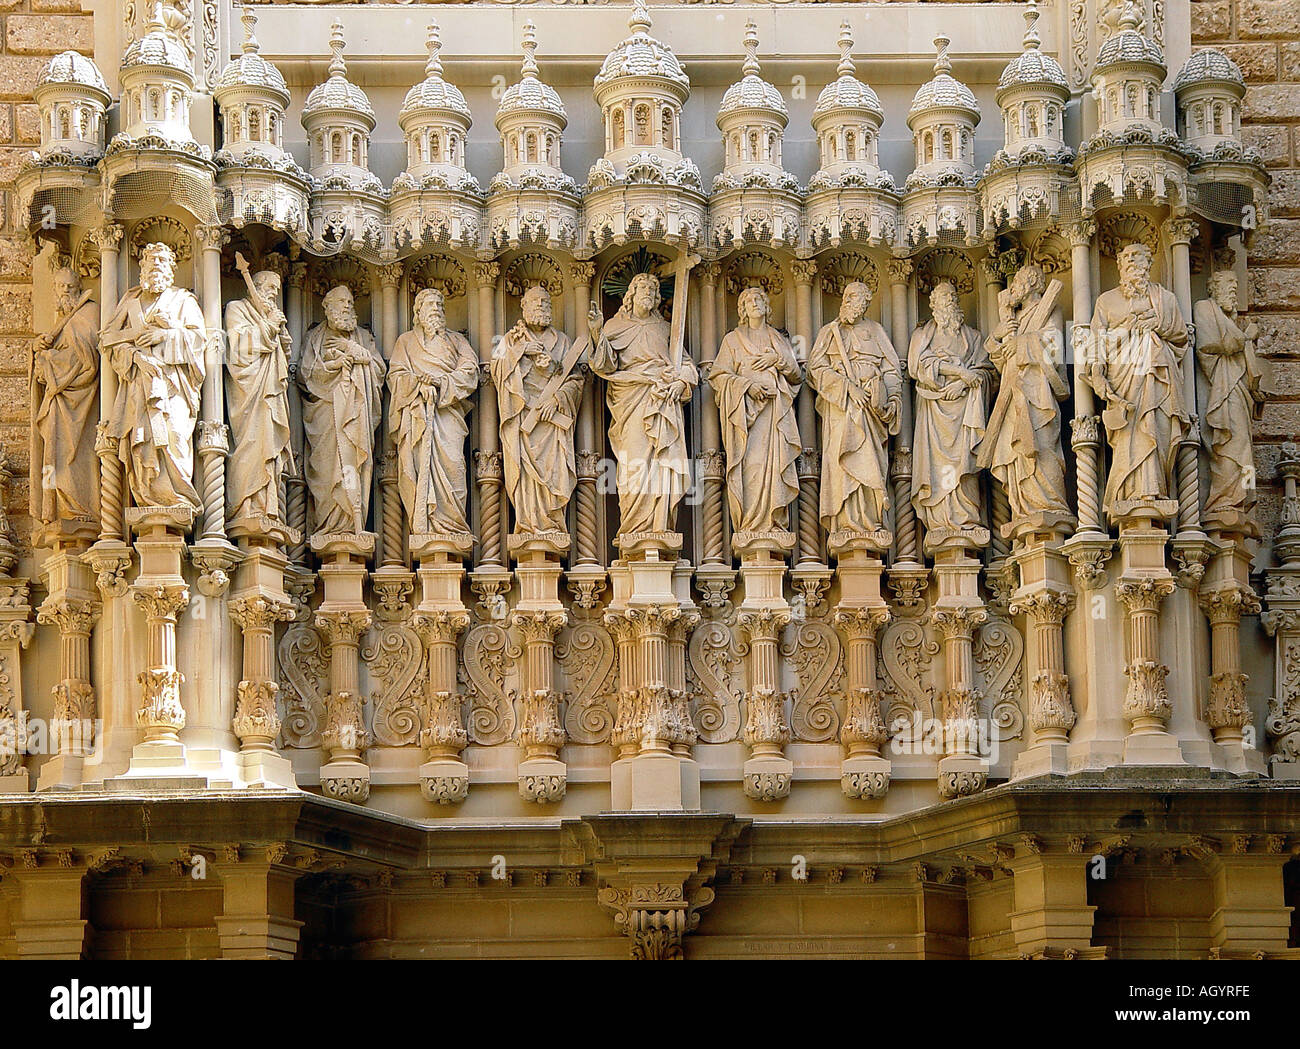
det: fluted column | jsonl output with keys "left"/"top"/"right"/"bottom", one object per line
{"left": 1011, "top": 589, "right": 1077, "bottom": 746}
{"left": 230, "top": 595, "right": 295, "bottom": 753}
{"left": 512, "top": 609, "right": 568, "bottom": 802}
{"left": 1066, "top": 221, "right": 1104, "bottom": 537}
{"left": 90, "top": 224, "right": 129, "bottom": 566}
{"left": 739, "top": 607, "right": 793, "bottom": 801}
{"left": 413, "top": 608, "right": 471, "bottom": 804}
{"left": 1164, "top": 217, "right": 1203, "bottom": 537}
{"left": 887, "top": 259, "right": 918, "bottom": 563}
{"left": 1116, "top": 577, "right": 1176, "bottom": 738}
{"left": 473, "top": 262, "right": 505, "bottom": 573}
{"left": 1201, "top": 584, "right": 1259, "bottom": 746}
{"left": 929, "top": 602, "right": 988, "bottom": 798}
{"left": 378, "top": 263, "right": 405, "bottom": 570}
{"left": 36, "top": 590, "right": 98, "bottom": 765}
{"left": 695, "top": 263, "right": 735, "bottom": 609}
{"left": 132, "top": 582, "right": 190, "bottom": 744}
{"left": 285, "top": 260, "right": 309, "bottom": 564}
{"left": 315, "top": 607, "right": 372, "bottom": 803}
{"left": 195, "top": 224, "right": 230, "bottom": 546}
{"left": 835, "top": 606, "right": 891, "bottom": 799}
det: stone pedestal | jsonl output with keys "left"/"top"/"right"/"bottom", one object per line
{"left": 229, "top": 529, "right": 299, "bottom": 789}
{"left": 35, "top": 550, "right": 98, "bottom": 791}
{"left": 510, "top": 532, "right": 569, "bottom": 804}
{"left": 108, "top": 507, "right": 220, "bottom": 789}
{"left": 1009, "top": 538, "right": 1077, "bottom": 780}
{"left": 1115, "top": 525, "right": 1186, "bottom": 766}
{"left": 411, "top": 534, "right": 472, "bottom": 806}
{"left": 928, "top": 548, "right": 989, "bottom": 798}
{"left": 833, "top": 543, "right": 892, "bottom": 800}
{"left": 607, "top": 532, "right": 699, "bottom": 812}
{"left": 736, "top": 530, "right": 795, "bottom": 802}
{"left": 312, "top": 531, "right": 375, "bottom": 803}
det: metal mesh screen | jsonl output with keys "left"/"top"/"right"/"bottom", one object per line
{"left": 23, "top": 186, "right": 99, "bottom": 231}
{"left": 108, "top": 170, "right": 218, "bottom": 225}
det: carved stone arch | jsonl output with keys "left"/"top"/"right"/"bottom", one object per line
{"left": 129, "top": 216, "right": 193, "bottom": 263}
{"left": 723, "top": 250, "right": 783, "bottom": 297}
{"left": 1096, "top": 211, "right": 1160, "bottom": 259}
{"left": 408, "top": 254, "right": 468, "bottom": 300}
{"left": 310, "top": 255, "right": 370, "bottom": 301}
{"left": 817, "top": 251, "right": 880, "bottom": 298}
{"left": 1026, "top": 226, "right": 1071, "bottom": 277}
{"left": 503, "top": 252, "right": 564, "bottom": 299}
{"left": 915, "top": 246, "right": 975, "bottom": 296}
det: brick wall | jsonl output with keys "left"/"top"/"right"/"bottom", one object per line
{"left": 1193, "top": 0, "right": 1300, "bottom": 552}
{"left": 0, "top": 0, "right": 93, "bottom": 549}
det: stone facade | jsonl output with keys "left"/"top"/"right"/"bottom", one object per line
{"left": 0, "top": 0, "right": 1297, "bottom": 960}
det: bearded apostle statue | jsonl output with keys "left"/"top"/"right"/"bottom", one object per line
{"left": 32, "top": 264, "right": 98, "bottom": 535}
{"left": 589, "top": 272, "right": 697, "bottom": 538}
{"left": 709, "top": 286, "right": 802, "bottom": 538}
{"left": 806, "top": 281, "right": 900, "bottom": 550}
{"left": 389, "top": 288, "right": 479, "bottom": 538}
{"left": 978, "top": 263, "right": 1075, "bottom": 539}
{"left": 1195, "top": 270, "right": 1268, "bottom": 537}
{"left": 493, "top": 285, "right": 586, "bottom": 537}
{"left": 1087, "top": 242, "right": 1190, "bottom": 525}
{"left": 224, "top": 262, "right": 294, "bottom": 530}
{"left": 299, "top": 285, "right": 386, "bottom": 537}
{"left": 909, "top": 281, "right": 993, "bottom": 551}
{"left": 100, "top": 242, "right": 206, "bottom": 516}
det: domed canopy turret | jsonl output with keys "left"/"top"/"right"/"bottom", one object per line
{"left": 594, "top": 0, "right": 689, "bottom": 102}
{"left": 1095, "top": 0, "right": 1166, "bottom": 72}
{"left": 1090, "top": 0, "right": 1166, "bottom": 136}
{"left": 811, "top": 21, "right": 886, "bottom": 181}
{"left": 716, "top": 20, "right": 792, "bottom": 184}
{"left": 301, "top": 21, "right": 378, "bottom": 190}
{"left": 909, "top": 35, "right": 980, "bottom": 124}
{"left": 302, "top": 20, "right": 375, "bottom": 126}
{"left": 399, "top": 20, "right": 473, "bottom": 184}
{"left": 907, "top": 36, "right": 980, "bottom": 181}
{"left": 1175, "top": 48, "right": 1246, "bottom": 153}
{"left": 494, "top": 20, "right": 567, "bottom": 180}
{"left": 996, "top": 1, "right": 1070, "bottom": 158}
{"left": 215, "top": 9, "right": 292, "bottom": 162}
{"left": 117, "top": 3, "right": 196, "bottom": 146}
{"left": 34, "top": 50, "right": 110, "bottom": 160}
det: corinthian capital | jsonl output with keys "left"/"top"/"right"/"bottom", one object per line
{"left": 412, "top": 608, "right": 471, "bottom": 644}
{"left": 927, "top": 605, "right": 988, "bottom": 641}
{"left": 89, "top": 224, "right": 125, "bottom": 253}
{"left": 315, "top": 608, "right": 373, "bottom": 647}
{"left": 473, "top": 262, "right": 501, "bottom": 288}
{"left": 737, "top": 607, "right": 791, "bottom": 643}
{"left": 131, "top": 583, "right": 189, "bottom": 622}
{"left": 886, "top": 258, "right": 914, "bottom": 285}
{"left": 791, "top": 259, "right": 818, "bottom": 286}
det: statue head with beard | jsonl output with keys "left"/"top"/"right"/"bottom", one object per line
{"left": 1118, "top": 243, "right": 1153, "bottom": 299}
{"left": 520, "top": 285, "right": 552, "bottom": 332}
{"left": 53, "top": 266, "right": 82, "bottom": 318}
{"left": 139, "top": 242, "right": 177, "bottom": 297}
{"left": 930, "top": 281, "right": 963, "bottom": 334}
{"left": 414, "top": 287, "right": 447, "bottom": 338}
{"left": 1009, "top": 263, "right": 1046, "bottom": 308}
{"left": 622, "top": 272, "right": 660, "bottom": 320}
{"left": 1209, "top": 270, "right": 1239, "bottom": 316}
{"left": 322, "top": 285, "right": 358, "bottom": 334}
{"left": 839, "top": 281, "right": 871, "bottom": 325}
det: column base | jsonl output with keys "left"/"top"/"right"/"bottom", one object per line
{"left": 1215, "top": 740, "right": 1267, "bottom": 777}
{"left": 742, "top": 753, "right": 793, "bottom": 801}
{"left": 236, "top": 748, "right": 298, "bottom": 789}
{"left": 1122, "top": 728, "right": 1188, "bottom": 766}
{"left": 319, "top": 759, "right": 370, "bottom": 803}
{"left": 419, "top": 757, "right": 469, "bottom": 805}
{"left": 1270, "top": 759, "right": 1300, "bottom": 781}
{"left": 840, "top": 754, "right": 891, "bottom": 799}
{"left": 103, "top": 739, "right": 226, "bottom": 790}
{"left": 35, "top": 755, "right": 84, "bottom": 791}
{"left": 1065, "top": 739, "right": 1126, "bottom": 773}
{"left": 611, "top": 751, "right": 700, "bottom": 812}
{"left": 0, "top": 771, "right": 30, "bottom": 793}
{"left": 1011, "top": 741, "right": 1071, "bottom": 780}
{"left": 937, "top": 755, "right": 988, "bottom": 798}
{"left": 518, "top": 756, "right": 567, "bottom": 804}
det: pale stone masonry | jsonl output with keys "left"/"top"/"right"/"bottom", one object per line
{"left": 0, "top": 0, "right": 1298, "bottom": 960}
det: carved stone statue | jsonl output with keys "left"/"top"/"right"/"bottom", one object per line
{"left": 492, "top": 285, "right": 586, "bottom": 536}
{"left": 806, "top": 281, "right": 900, "bottom": 543}
{"left": 1195, "top": 270, "right": 1267, "bottom": 536}
{"left": 100, "top": 241, "right": 206, "bottom": 514}
{"left": 32, "top": 265, "right": 98, "bottom": 530}
{"left": 224, "top": 265, "right": 294, "bottom": 527}
{"left": 589, "top": 272, "right": 698, "bottom": 537}
{"left": 710, "top": 286, "right": 802, "bottom": 535}
{"left": 390, "top": 287, "right": 479, "bottom": 537}
{"left": 978, "top": 263, "right": 1074, "bottom": 537}
{"left": 908, "top": 281, "right": 993, "bottom": 549}
{"left": 1087, "top": 242, "right": 1190, "bottom": 522}
{"left": 299, "top": 285, "right": 385, "bottom": 536}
